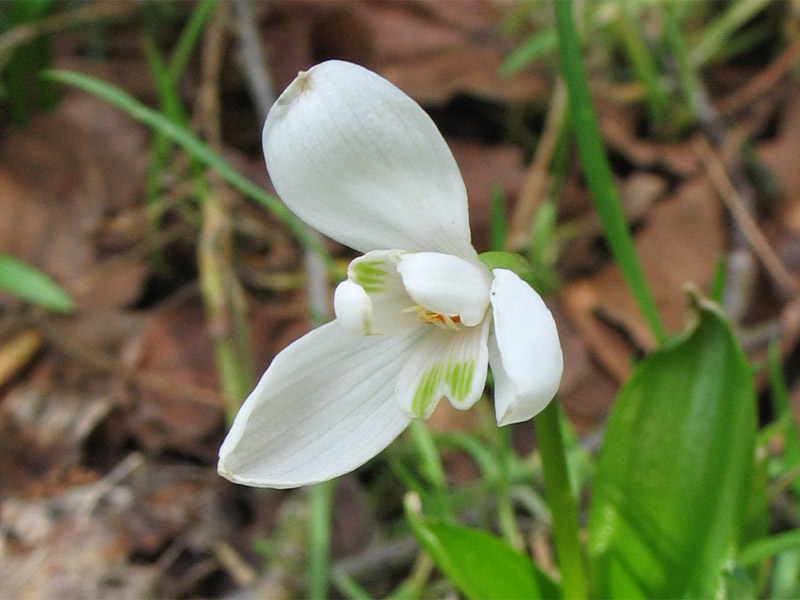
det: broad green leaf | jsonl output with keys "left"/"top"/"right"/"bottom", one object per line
{"left": 405, "top": 494, "right": 559, "bottom": 600}
{"left": 588, "top": 297, "right": 756, "bottom": 598}
{"left": 0, "top": 253, "right": 74, "bottom": 313}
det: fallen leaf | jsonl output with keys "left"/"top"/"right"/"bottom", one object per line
{"left": 758, "top": 87, "right": 800, "bottom": 234}
{"left": 264, "top": 0, "right": 550, "bottom": 106}
{"left": 563, "top": 177, "right": 726, "bottom": 381}
{"left": 0, "top": 92, "right": 148, "bottom": 312}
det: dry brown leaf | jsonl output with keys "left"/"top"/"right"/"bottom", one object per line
{"left": 597, "top": 103, "right": 699, "bottom": 178}
{"left": 559, "top": 173, "right": 667, "bottom": 277}
{"left": 132, "top": 299, "right": 223, "bottom": 458}
{"left": 1, "top": 512, "right": 158, "bottom": 600}
{"left": 758, "top": 87, "right": 800, "bottom": 234}
{"left": 0, "top": 93, "right": 148, "bottom": 312}
{"left": 0, "top": 330, "right": 43, "bottom": 388}
{"left": 0, "top": 389, "right": 113, "bottom": 494}
{"left": 562, "top": 177, "right": 726, "bottom": 381}
{"left": 449, "top": 139, "right": 527, "bottom": 251}
{"left": 265, "top": 0, "right": 549, "bottom": 106}
{"left": 554, "top": 304, "right": 618, "bottom": 433}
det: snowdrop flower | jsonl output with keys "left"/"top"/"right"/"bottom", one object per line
{"left": 218, "top": 61, "right": 563, "bottom": 488}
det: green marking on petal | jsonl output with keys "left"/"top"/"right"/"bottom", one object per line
{"left": 445, "top": 360, "right": 475, "bottom": 402}
{"left": 352, "top": 260, "right": 388, "bottom": 293}
{"left": 412, "top": 360, "right": 476, "bottom": 417}
{"left": 412, "top": 362, "right": 444, "bottom": 418}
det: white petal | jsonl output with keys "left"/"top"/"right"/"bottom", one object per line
{"left": 395, "top": 317, "right": 490, "bottom": 419}
{"left": 263, "top": 60, "right": 475, "bottom": 259}
{"left": 218, "top": 321, "right": 426, "bottom": 488}
{"left": 333, "top": 280, "right": 372, "bottom": 335}
{"left": 488, "top": 269, "right": 563, "bottom": 426}
{"left": 398, "top": 252, "right": 491, "bottom": 327}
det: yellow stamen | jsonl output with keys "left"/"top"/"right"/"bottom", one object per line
{"left": 402, "top": 305, "right": 462, "bottom": 330}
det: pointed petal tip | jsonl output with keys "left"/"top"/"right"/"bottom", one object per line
{"left": 216, "top": 321, "right": 415, "bottom": 490}
{"left": 217, "top": 458, "right": 318, "bottom": 489}
{"left": 494, "top": 391, "right": 556, "bottom": 426}
{"left": 262, "top": 60, "right": 474, "bottom": 257}
{"left": 275, "top": 69, "right": 311, "bottom": 107}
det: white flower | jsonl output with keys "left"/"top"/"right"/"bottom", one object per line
{"left": 218, "top": 61, "right": 563, "bottom": 488}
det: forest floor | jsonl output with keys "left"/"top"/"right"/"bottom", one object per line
{"left": 1, "top": 1, "right": 800, "bottom": 598}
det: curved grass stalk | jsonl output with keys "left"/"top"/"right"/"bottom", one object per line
{"left": 43, "top": 69, "right": 333, "bottom": 270}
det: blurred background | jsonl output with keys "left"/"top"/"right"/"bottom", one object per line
{"left": 1, "top": 0, "right": 799, "bottom": 597}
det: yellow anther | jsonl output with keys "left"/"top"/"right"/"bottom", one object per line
{"left": 402, "top": 305, "right": 462, "bottom": 330}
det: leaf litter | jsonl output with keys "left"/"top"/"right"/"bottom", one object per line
{"left": 0, "top": 0, "right": 799, "bottom": 597}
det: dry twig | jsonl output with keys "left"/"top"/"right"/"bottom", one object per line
{"left": 508, "top": 80, "right": 568, "bottom": 252}
{"left": 718, "top": 37, "right": 800, "bottom": 115}
{"left": 233, "top": 0, "right": 276, "bottom": 117}
{"left": 694, "top": 135, "right": 800, "bottom": 298}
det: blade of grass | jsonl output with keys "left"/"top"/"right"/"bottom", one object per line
{"left": 143, "top": 36, "right": 188, "bottom": 125}
{"left": 410, "top": 420, "right": 453, "bottom": 519}
{"left": 661, "top": 0, "right": 702, "bottom": 121}
{"left": 0, "top": 253, "right": 74, "bottom": 314}
{"left": 168, "top": 0, "right": 217, "bottom": 80}
{"left": 612, "top": 6, "right": 667, "bottom": 127}
{"left": 767, "top": 340, "right": 800, "bottom": 497}
{"left": 496, "top": 426, "right": 525, "bottom": 551}
{"left": 692, "top": 0, "right": 773, "bottom": 67}
{"left": 44, "top": 69, "right": 332, "bottom": 268}
{"left": 142, "top": 0, "right": 214, "bottom": 219}
{"left": 142, "top": 29, "right": 205, "bottom": 252}
{"left": 331, "top": 567, "right": 374, "bottom": 600}
{"left": 142, "top": 35, "right": 188, "bottom": 236}
{"left": 708, "top": 256, "right": 728, "bottom": 303}
{"left": 554, "top": 0, "right": 666, "bottom": 343}
{"left": 501, "top": 29, "right": 557, "bottom": 77}
{"left": 739, "top": 529, "right": 800, "bottom": 566}
{"left": 489, "top": 183, "right": 507, "bottom": 252}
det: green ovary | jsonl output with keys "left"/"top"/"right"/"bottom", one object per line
{"left": 412, "top": 359, "right": 475, "bottom": 417}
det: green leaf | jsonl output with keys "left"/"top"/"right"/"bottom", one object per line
{"left": 404, "top": 494, "right": 559, "bottom": 600}
{"left": 0, "top": 253, "right": 74, "bottom": 313}
{"left": 588, "top": 295, "right": 756, "bottom": 598}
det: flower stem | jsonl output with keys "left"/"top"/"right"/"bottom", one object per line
{"left": 409, "top": 420, "right": 452, "bottom": 518}
{"left": 534, "top": 401, "right": 587, "bottom": 600}
{"left": 497, "top": 427, "right": 525, "bottom": 551}
{"left": 308, "top": 480, "right": 334, "bottom": 599}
